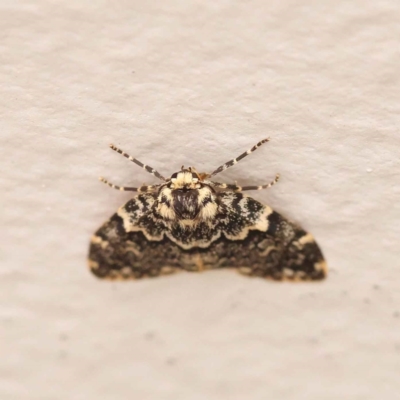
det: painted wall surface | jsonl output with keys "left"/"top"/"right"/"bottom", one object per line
{"left": 2, "top": 1, "right": 399, "bottom": 399}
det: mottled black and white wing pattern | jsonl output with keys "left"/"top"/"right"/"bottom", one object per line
{"left": 89, "top": 140, "right": 327, "bottom": 281}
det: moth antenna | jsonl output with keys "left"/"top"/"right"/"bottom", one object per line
{"left": 99, "top": 176, "right": 160, "bottom": 193}
{"left": 209, "top": 138, "right": 270, "bottom": 178}
{"left": 206, "top": 173, "right": 280, "bottom": 192}
{"left": 109, "top": 144, "right": 166, "bottom": 181}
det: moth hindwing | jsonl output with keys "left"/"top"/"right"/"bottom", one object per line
{"left": 89, "top": 139, "right": 327, "bottom": 281}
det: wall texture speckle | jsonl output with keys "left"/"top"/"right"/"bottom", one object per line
{"left": 1, "top": 1, "right": 400, "bottom": 399}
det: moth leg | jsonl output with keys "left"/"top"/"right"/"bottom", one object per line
{"left": 109, "top": 144, "right": 166, "bottom": 181}
{"left": 207, "top": 173, "right": 279, "bottom": 192}
{"left": 208, "top": 138, "right": 270, "bottom": 178}
{"left": 99, "top": 177, "right": 160, "bottom": 193}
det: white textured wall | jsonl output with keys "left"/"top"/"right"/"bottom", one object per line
{"left": 2, "top": 1, "right": 400, "bottom": 399}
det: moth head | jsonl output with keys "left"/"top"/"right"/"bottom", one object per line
{"left": 157, "top": 168, "right": 217, "bottom": 221}
{"left": 169, "top": 167, "right": 202, "bottom": 190}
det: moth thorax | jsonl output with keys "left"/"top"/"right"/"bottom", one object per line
{"left": 157, "top": 186, "right": 217, "bottom": 222}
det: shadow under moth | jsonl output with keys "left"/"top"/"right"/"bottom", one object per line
{"left": 88, "top": 139, "right": 327, "bottom": 281}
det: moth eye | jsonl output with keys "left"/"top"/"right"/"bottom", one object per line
{"left": 170, "top": 172, "right": 178, "bottom": 180}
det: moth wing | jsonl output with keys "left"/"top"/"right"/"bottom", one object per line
{"left": 88, "top": 194, "right": 176, "bottom": 279}
{"left": 215, "top": 194, "right": 327, "bottom": 281}
{"left": 88, "top": 193, "right": 327, "bottom": 281}
{"left": 88, "top": 195, "right": 203, "bottom": 279}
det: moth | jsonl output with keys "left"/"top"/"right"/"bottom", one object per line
{"left": 88, "top": 139, "right": 327, "bottom": 281}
